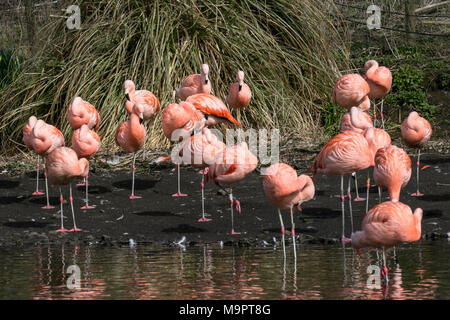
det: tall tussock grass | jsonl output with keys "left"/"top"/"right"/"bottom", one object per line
{"left": 0, "top": 0, "right": 349, "bottom": 154}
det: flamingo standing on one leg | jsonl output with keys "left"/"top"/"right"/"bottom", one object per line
{"left": 67, "top": 97, "right": 100, "bottom": 187}
{"left": 363, "top": 60, "right": 392, "bottom": 129}
{"left": 161, "top": 101, "right": 206, "bottom": 197}
{"left": 401, "top": 111, "right": 432, "bottom": 197}
{"left": 115, "top": 104, "right": 145, "bottom": 199}
{"left": 207, "top": 142, "right": 258, "bottom": 235}
{"left": 342, "top": 201, "right": 422, "bottom": 284}
{"left": 124, "top": 80, "right": 160, "bottom": 160}
{"left": 310, "top": 130, "right": 374, "bottom": 241}
{"left": 45, "top": 147, "right": 89, "bottom": 232}
{"left": 333, "top": 73, "right": 371, "bottom": 111}
{"left": 176, "top": 63, "right": 212, "bottom": 101}
{"left": 373, "top": 145, "right": 411, "bottom": 203}
{"left": 72, "top": 124, "right": 101, "bottom": 209}
{"left": 30, "top": 120, "right": 65, "bottom": 209}
{"left": 340, "top": 106, "right": 374, "bottom": 202}
{"left": 179, "top": 127, "right": 226, "bottom": 222}
{"left": 263, "top": 163, "right": 315, "bottom": 258}
{"left": 23, "top": 116, "right": 42, "bottom": 196}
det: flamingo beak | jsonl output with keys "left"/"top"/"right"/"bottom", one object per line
{"left": 296, "top": 200, "right": 304, "bottom": 211}
{"left": 205, "top": 73, "right": 209, "bottom": 84}
{"left": 139, "top": 113, "right": 144, "bottom": 124}
{"left": 125, "top": 93, "right": 130, "bottom": 101}
{"left": 238, "top": 84, "right": 242, "bottom": 91}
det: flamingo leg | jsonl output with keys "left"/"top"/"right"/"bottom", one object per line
{"left": 411, "top": 149, "right": 424, "bottom": 197}
{"left": 32, "top": 155, "right": 44, "bottom": 195}
{"left": 378, "top": 186, "right": 382, "bottom": 203}
{"left": 142, "top": 124, "right": 147, "bottom": 160}
{"left": 382, "top": 247, "right": 389, "bottom": 285}
{"left": 130, "top": 153, "right": 141, "bottom": 199}
{"left": 69, "top": 183, "right": 82, "bottom": 232}
{"left": 373, "top": 100, "right": 377, "bottom": 128}
{"left": 198, "top": 169, "right": 211, "bottom": 222}
{"left": 278, "top": 209, "right": 285, "bottom": 235}
{"left": 347, "top": 176, "right": 354, "bottom": 233}
{"left": 340, "top": 175, "right": 346, "bottom": 242}
{"left": 290, "top": 206, "right": 297, "bottom": 260}
{"left": 56, "top": 187, "right": 68, "bottom": 232}
{"left": 81, "top": 175, "right": 95, "bottom": 209}
{"left": 353, "top": 172, "right": 365, "bottom": 202}
{"left": 365, "top": 171, "right": 370, "bottom": 213}
{"left": 77, "top": 177, "right": 86, "bottom": 187}
{"left": 42, "top": 171, "right": 54, "bottom": 209}
{"left": 230, "top": 188, "right": 240, "bottom": 235}
{"left": 172, "top": 164, "right": 188, "bottom": 197}
{"left": 380, "top": 99, "right": 385, "bottom": 130}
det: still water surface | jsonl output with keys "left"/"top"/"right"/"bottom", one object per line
{"left": 0, "top": 241, "right": 449, "bottom": 299}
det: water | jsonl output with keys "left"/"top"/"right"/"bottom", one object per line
{"left": 0, "top": 241, "right": 449, "bottom": 300}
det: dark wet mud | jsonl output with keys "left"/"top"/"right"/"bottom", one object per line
{"left": 0, "top": 152, "right": 449, "bottom": 247}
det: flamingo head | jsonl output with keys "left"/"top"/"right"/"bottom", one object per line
{"left": 78, "top": 158, "right": 90, "bottom": 178}
{"left": 364, "top": 60, "right": 379, "bottom": 71}
{"left": 201, "top": 64, "right": 209, "bottom": 84}
{"left": 236, "top": 70, "right": 245, "bottom": 90}
{"left": 133, "top": 104, "right": 145, "bottom": 124}
{"left": 124, "top": 80, "right": 135, "bottom": 100}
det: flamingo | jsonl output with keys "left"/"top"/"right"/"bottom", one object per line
{"left": 186, "top": 93, "right": 241, "bottom": 127}
{"left": 45, "top": 147, "right": 89, "bottom": 232}
{"left": 23, "top": 116, "right": 42, "bottom": 196}
{"left": 373, "top": 145, "right": 411, "bottom": 203}
{"left": 342, "top": 201, "right": 422, "bottom": 283}
{"left": 67, "top": 96, "right": 100, "bottom": 187}
{"left": 310, "top": 130, "right": 374, "bottom": 240}
{"left": 124, "top": 80, "right": 160, "bottom": 160}
{"left": 115, "top": 104, "right": 145, "bottom": 199}
{"left": 363, "top": 60, "right": 392, "bottom": 129}
{"left": 176, "top": 63, "right": 211, "bottom": 101}
{"left": 401, "top": 111, "right": 432, "bottom": 197}
{"left": 161, "top": 101, "right": 206, "bottom": 197}
{"left": 206, "top": 142, "right": 258, "bottom": 235}
{"left": 333, "top": 73, "right": 371, "bottom": 111}
{"left": 30, "top": 120, "right": 65, "bottom": 209}
{"left": 179, "top": 127, "right": 226, "bottom": 222}
{"left": 226, "top": 70, "right": 251, "bottom": 111}
{"left": 263, "top": 163, "right": 315, "bottom": 257}
{"left": 71, "top": 124, "right": 101, "bottom": 209}
{"left": 340, "top": 107, "right": 374, "bottom": 202}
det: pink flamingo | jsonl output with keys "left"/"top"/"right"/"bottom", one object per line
{"left": 343, "top": 201, "right": 422, "bottom": 283}
{"left": 373, "top": 145, "right": 411, "bottom": 202}
{"left": 340, "top": 107, "right": 374, "bottom": 202}
{"left": 45, "top": 147, "right": 89, "bottom": 232}
{"left": 363, "top": 60, "right": 392, "bottom": 129}
{"left": 179, "top": 127, "right": 226, "bottom": 222}
{"left": 186, "top": 93, "right": 241, "bottom": 127}
{"left": 30, "top": 120, "right": 65, "bottom": 209}
{"left": 206, "top": 142, "right": 258, "bottom": 235}
{"left": 115, "top": 104, "right": 145, "bottom": 199}
{"left": 310, "top": 130, "right": 374, "bottom": 240}
{"left": 124, "top": 80, "right": 160, "bottom": 160}
{"left": 176, "top": 64, "right": 212, "bottom": 101}
{"left": 263, "top": 163, "right": 315, "bottom": 255}
{"left": 23, "top": 116, "right": 42, "bottom": 195}
{"left": 161, "top": 101, "right": 206, "bottom": 197}
{"left": 72, "top": 124, "right": 101, "bottom": 209}
{"left": 333, "top": 74, "right": 371, "bottom": 111}
{"left": 401, "top": 111, "right": 432, "bottom": 197}
{"left": 226, "top": 70, "right": 251, "bottom": 110}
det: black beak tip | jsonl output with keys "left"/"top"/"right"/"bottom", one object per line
{"left": 238, "top": 84, "right": 242, "bottom": 91}
{"left": 125, "top": 93, "right": 130, "bottom": 101}
{"left": 139, "top": 118, "right": 144, "bottom": 124}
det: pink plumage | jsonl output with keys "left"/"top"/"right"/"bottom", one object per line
{"left": 175, "top": 64, "right": 212, "bottom": 101}
{"left": 363, "top": 60, "right": 392, "bottom": 99}
{"left": 333, "top": 74, "right": 371, "bottom": 111}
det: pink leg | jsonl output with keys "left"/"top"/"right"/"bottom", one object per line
{"left": 69, "top": 184, "right": 82, "bottom": 232}
{"left": 42, "top": 171, "right": 54, "bottom": 209}
{"left": 411, "top": 149, "right": 424, "bottom": 197}
{"left": 56, "top": 188, "right": 69, "bottom": 232}
{"left": 198, "top": 168, "right": 211, "bottom": 222}
{"left": 81, "top": 176, "right": 95, "bottom": 209}
{"left": 230, "top": 190, "right": 241, "bottom": 235}
{"left": 76, "top": 177, "right": 86, "bottom": 187}
{"left": 353, "top": 172, "right": 365, "bottom": 202}
{"left": 130, "top": 153, "right": 142, "bottom": 199}
{"left": 172, "top": 164, "right": 187, "bottom": 197}
{"left": 32, "top": 155, "right": 44, "bottom": 196}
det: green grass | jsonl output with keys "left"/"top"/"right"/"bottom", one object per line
{"left": 0, "top": 0, "right": 349, "bottom": 154}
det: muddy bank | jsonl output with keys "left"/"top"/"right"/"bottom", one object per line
{"left": 0, "top": 151, "right": 449, "bottom": 248}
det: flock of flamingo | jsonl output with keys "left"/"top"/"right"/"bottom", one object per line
{"left": 21, "top": 60, "right": 432, "bottom": 280}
